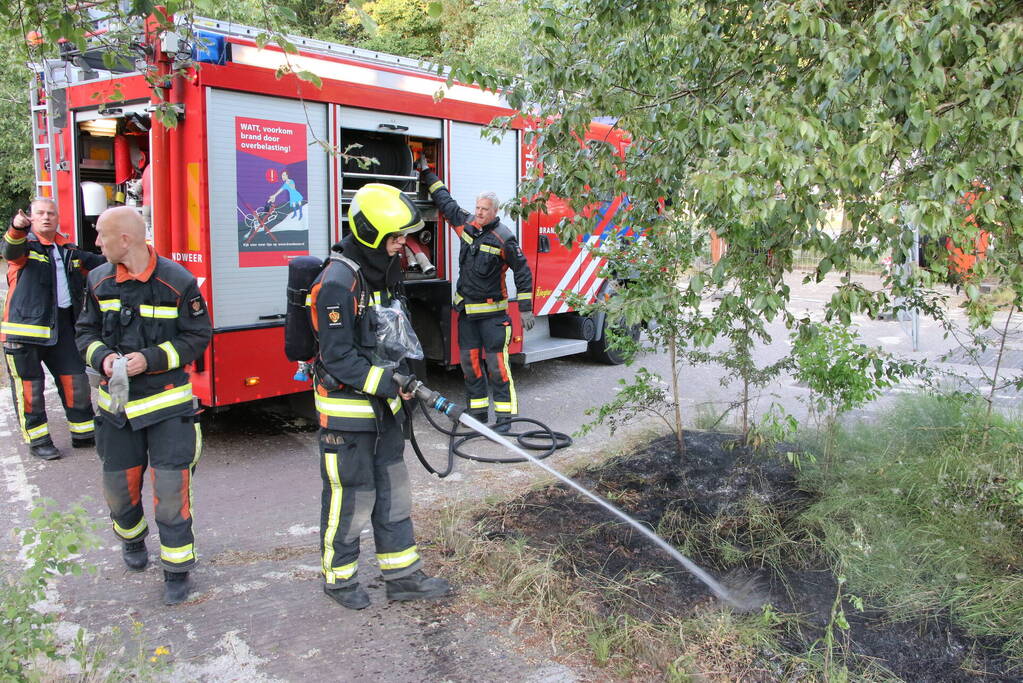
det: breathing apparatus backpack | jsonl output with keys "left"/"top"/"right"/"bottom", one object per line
{"left": 284, "top": 255, "right": 328, "bottom": 363}
{"left": 284, "top": 251, "right": 371, "bottom": 365}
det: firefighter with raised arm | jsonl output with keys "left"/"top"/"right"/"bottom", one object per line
{"left": 76, "top": 207, "right": 211, "bottom": 606}
{"left": 310, "top": 183, "right": 450, "bottom": 609}
{"left": 416, "top": 155, "right": 534, "bottom": 433}
{"left": 2, "top": 198, "right": 105, "bottom": 460}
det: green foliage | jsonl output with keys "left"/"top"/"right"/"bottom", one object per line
{"left": 747, "top": 402, "right": 800, "bottom": 454}
{"left": 792, "top": 323, "right": 916, "bottom": 421}
{"left": 817, "top": 576, "right": 865, "bottom": 678}
{"left": 800, "top": 394, "right": 1023, "bottom": 657}
{"left": 1, "top": 499, "right": 100, "bottom": 678}
{"left": 476, "top": 0, "right": 1023, "bottom": 319}
{"left": 444, "top": 0, "right": 1023, "bottom": 444}
{"left": 579, "top": 367, "right": 674, "bottom": 439}
{"left": 337, "top": 0, "right": 442, "bottom": 58}
{"left": 0, "top": 30, "right": 35, "bottom": 219}
{"left": 71, "top": 620, "right": 175, "bottom": 681}
{"left": 438, "top": 0, "right": 529, "bottom": 75}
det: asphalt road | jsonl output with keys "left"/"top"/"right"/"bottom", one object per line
{"left": 1, "top": 272, "right": 1019, "bottom": 681}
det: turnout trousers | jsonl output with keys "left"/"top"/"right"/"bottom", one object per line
{"left": 97, "top": 413, "right": 202, "bottom": 572}
{"left": 457, "top": 312, "right": 516, "bottom": 418}
{"left": 319, "top": 410, "right": 420, "bottom": 588}
{"left": 3, "top": 308, "right": 94, "bottom": 446}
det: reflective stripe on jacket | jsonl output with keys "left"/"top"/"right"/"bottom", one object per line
{"left": 421, "top": 170, "right": 533, "bottom": 318}
{"left": 1, "top": 228, "right": 105, "bottom": 345}
{"left": 309, "top": 254, "right": 403, "bottom": 432}
{"left": 76, "top": 255, "right": 211, "bottom": 430}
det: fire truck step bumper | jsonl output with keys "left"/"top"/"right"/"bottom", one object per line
{"left": 517, "top": 336, "right": 589, "bottom": 366}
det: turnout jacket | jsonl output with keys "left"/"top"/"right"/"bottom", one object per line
{"left": 76, "top": 248, "right": 211, "bottom": 430}
{"left": 1, "top": 226, "right": 105, "bottom": 345}
{"left": 309, "top": 253, "right": 404, "bottom": 432}
{"left": 421, "top": 170, "right": 533, "bottom": 318}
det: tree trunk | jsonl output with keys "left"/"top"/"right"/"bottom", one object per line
{"left": 668, "top": 335, "right": 685, "bottom": 458}
{"left": 983, "top": 303, "right": 1016, "bottom": 447}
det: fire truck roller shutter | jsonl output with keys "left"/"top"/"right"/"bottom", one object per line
{"left": 447, "top": 122, "right": 520, "bottom": 306}
{"left": 205, "top": 89, "right": 330, "bottom": 329}
{"left": 340, "top": 130, "right": 414, "bottom": 192}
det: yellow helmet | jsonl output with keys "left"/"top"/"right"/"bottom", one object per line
{"left": 349, "top": 183, "right": 424, "bottom": 249}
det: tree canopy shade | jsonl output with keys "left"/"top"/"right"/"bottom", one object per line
{"left": 438, "top": 0, "right": 1023, "bottom": 440}
{"left": 0, "top": 0, "right": 454, "bottom": 220}
{"left": 457, "top": 0, "right": 1023, "bottom": 328}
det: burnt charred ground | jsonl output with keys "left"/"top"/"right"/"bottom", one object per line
{"left": 465, "top": 429, "right": 1020, "bottom": 681}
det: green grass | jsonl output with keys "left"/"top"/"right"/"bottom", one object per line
{"left": 434, "top": 394, "right": 1023, "bottom": 678}
{"left": 799, "top": 395, "right": 1023, "bottom": 657}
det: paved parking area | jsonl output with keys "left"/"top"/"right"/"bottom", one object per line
{"left": 1, "top": 271, "right": 1017, "bottom": 680}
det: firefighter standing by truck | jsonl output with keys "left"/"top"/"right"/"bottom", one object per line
{"left": 310, "top": 183, "right": 450, "bottom": 610}
{"left": 416, "top": 156, "right": 534, "bottom": 432}
{"left": 2, "top": 198, "right": 105, "bottom": 460}
{"left": 76, "top": 207, "right": 211, "bottom": 606}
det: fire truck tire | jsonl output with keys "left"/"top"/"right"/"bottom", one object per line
{"left": 588, "top": 318, "right": 640, "bottom": 365}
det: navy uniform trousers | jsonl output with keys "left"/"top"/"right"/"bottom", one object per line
{"left": 457, "top": 312, "right": 516, "bottom": 418}
{"left": 319, "top": 409, "right": 420, "bottom": 588}
{"left": 4, "top": 307, "right": 94, "bottom": 447}
{"left": 98, "top": 413, "right": 202, "bottom": 572}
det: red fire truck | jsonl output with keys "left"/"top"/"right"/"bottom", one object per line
{"left": 28, "top": 14, "right": 634, "bottom": 408}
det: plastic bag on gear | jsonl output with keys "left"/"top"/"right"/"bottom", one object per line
{"left": 107, "top": 356, "right": 129, "bottom": 414}
{"left": 370, "top": 300, "right": 423, "bottom": 369}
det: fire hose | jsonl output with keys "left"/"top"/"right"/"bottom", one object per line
{"left": 398, "top": 374, "right": 572, "bottom": 479}
{"left": 392, "top": 373, "right": 749, "bottom": 609}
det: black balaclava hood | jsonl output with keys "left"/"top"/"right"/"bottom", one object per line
{"left": 337, "top": 232, "right": 402, "bottom": 291}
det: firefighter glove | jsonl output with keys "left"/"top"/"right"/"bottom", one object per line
{"left": 415, "top": 155, "right": 430, "bottom": 173}
{"left": 521, "top": 312, "right": 535, "bottom": 331}
{"left": 107, "top": 356, "right": 129, "bottom": 415}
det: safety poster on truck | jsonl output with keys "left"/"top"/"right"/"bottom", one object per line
{"left": 234, "top": 116, "right": 310, "bottom": 267}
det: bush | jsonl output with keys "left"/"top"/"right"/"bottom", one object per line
{"left": 0, "top": 498, "right": 100, "bottom": 678}
{"left": 801, "top": 395, "right": 1023, "bottom": 657}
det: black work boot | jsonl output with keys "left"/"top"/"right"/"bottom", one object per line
{"left": 465, "top": 409, "right": 488, "bottom": 424}
{"left": 163, "top": 570, "right": 192, "bottom": 605}
{"left": 493, "top": 414, "right": 517, "bottom": 434}
{"left": 323, "top": 584, "right": 370, "bottom": 610}
{"left": 385, "top": 570, "right": 451, "bottom": 601}
{"left": 29, "top": 441, "right": 61, "bottom": 460}
{"left": 122, "top": 539, "right": 149, "bottom": 571}
{"left": 71, "top": 436, "right": 95, "bottom": 449}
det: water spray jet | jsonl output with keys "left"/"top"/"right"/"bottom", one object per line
{"left": 396, "top": 374, "right": 768, "bottom": 611}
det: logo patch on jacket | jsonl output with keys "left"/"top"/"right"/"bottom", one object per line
{"left": 327, "top": 305, "right": 343, "bottom": 327}
{"left": 188, "top": 296, "right": 206, "bottom": 317}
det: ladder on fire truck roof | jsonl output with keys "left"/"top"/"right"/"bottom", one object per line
{"left": 190, "top": 15, "right": 447, "bottom": 78}
{"left": 28, "top": 77, "right": 59, "bottom": 200}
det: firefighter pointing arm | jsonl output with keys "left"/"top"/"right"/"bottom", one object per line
{"left": 2, "top": 199, "right": 105, "bottom": 461}
{"left": 11, "top": 208, "right": 29, "bottom": 230}
{"left": 416, "top": 154, "right": 534, "bottom": 433}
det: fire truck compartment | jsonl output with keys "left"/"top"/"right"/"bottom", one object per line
{"left": 338, "top": 126, "right": 443, "bottom": 283}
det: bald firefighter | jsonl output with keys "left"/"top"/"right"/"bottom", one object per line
{"left": 76, "top": 207, "right": 211, "bottom": 605}
{"left": 310, "top": 183, "right": 450, "bottom": 609}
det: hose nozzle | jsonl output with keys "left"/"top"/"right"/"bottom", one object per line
{"left": 393, "top": 372, "right": 465, "bottom": 421}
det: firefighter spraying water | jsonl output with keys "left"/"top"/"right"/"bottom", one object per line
{"left": 392, "top": 372, "right": 759, "bottom": 611}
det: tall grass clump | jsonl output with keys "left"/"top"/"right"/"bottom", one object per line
{"left": 800, "top": 394, "right": 1023, "bottom": 658}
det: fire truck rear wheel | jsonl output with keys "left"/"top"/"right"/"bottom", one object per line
{"left": 588, "top": 318, "right": 640, "bottom": 365}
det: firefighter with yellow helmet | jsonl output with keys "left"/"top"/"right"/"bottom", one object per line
{"left": 309, "top": 183, "right": 450, "bottom": 609}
